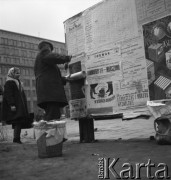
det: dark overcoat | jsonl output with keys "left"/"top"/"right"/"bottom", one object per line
{"left": 34, "top": 49, "right": 69, "bottom": 108}
{"left": 2, "top": 80, "right": 29, "bottom": 125}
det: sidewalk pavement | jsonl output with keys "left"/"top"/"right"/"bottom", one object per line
{"left": 66, "top": 116, "right": 155, "bottom": 141}
{"left": 0, "top": 116, "right": 156, "bottom": 142}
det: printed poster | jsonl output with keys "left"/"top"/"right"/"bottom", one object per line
{"left": 64, "top": 0, "right": 169, "bottom": 115}
{"left": 116, "top": 78, "right": 149, "bottom": 110}
{"left": 64, "top": 13, "right": 85, "bottom": 56}
{"left": 142, "top": 15, "right": 171, "bottom": 100}
{"left": 69, "top": 98, "right": 87, "bottom": 119}
{"left": 86, "top": 77, "right": 117, "bottom": 112}
{"left": 86, "top": 47, "right": 122, "bottom": 81}
{"left": 135, "top": 0, "right": 171, "bottom": 24}
{"left": 83, "top": 0, "right": 139, "bottom": 54}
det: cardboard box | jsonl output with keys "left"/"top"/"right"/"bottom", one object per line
{"left": 165, "top": 49, "right": 171, "bottom": 70}
{"left": 148, "top": 43, "right": 165, "bottom": 62}
{"left": 146, "top": 59, "right": 155, "bottom": 85}
{"left": 165, "top": 85, "right": 171, "bottom": 98}
{"left": 147, "top": 100, "right": 171, "bottom": 119}
{"left": 154, "top": 75, "right": 171, "bottom": 90}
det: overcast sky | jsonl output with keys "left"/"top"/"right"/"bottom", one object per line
{"left": 0, "top": 0, "right": 101, "bottom": 43}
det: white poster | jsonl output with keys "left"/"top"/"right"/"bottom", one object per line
{"left": 86, "top": 47, "right": 122, "bottom": 81}
{"left": 116, "top": 78, "right": 149, "bottom": 110}
{"left": 69, "top": 98, "right": 87, "bottom": 119}
{"left": 64, "top": 13, "right": 85, "bottom": 56}
{"left": 83, "top": 0, "right": 139, "bottom": 53}
{"left": 135, "top": 0, "right": 171, "bottom": 24}
{"left": 86, "top": 77, "right": 117, "bottom": 110}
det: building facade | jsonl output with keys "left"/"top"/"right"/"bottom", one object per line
{"left": 0, "top": 29, "right": 69, "bottom": 117}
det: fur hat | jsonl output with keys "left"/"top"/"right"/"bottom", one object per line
{"left": 38, "top": 40, "right": 53, "bottom": 51}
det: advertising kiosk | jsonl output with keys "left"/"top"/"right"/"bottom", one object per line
{"left": 64, "top": 0, "right": 171, "bottom": 142}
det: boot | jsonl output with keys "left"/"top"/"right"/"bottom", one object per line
{"left": 13, "top": 138, "right": 22, "bottom": 144}
{"left": 13, "top": 124, "right": 22, "bottom": 144}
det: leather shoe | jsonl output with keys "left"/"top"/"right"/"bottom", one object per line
{"left": 13, "top": 138, "right": 22, "bottom": 144}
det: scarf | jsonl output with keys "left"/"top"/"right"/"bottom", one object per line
{"left": 6, "top": 67, "right": 23, "bottom": 91}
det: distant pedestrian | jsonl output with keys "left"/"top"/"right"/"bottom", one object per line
{"left": 34, "top": 40, "right": 72, "bottom": 121}
{"left": 1, "top": 67, "right": 29, "bottom": 144}
{"left": 0, "top": 85, "right": 3, "bottom": 122}
{"left": 0, "top": 85, "right": 3, "bottom": 95}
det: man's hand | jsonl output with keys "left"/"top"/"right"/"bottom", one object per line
{"left": 11, "top": 106, "right": 16, "bottom": 111}
{"left": 64, "top": 63, "right": 69, "bottom": 70}
{"left": 66, "top": 55, "right": 72, "bottom": 63}
{"left": 65, "top": 74, "right": 73, "bottom": 82}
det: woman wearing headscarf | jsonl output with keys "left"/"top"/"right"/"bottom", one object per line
{"left": 2, "top": 67, "right": 29, "bottom": 144}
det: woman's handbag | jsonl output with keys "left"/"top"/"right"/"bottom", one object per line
{"left": 21, "top": 113, "right": 34, "bottom": 129}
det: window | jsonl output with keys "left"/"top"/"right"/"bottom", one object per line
{"left": 33, "top": 101, "right": 37, "bottom": 110}
{"left": 0, "top": 78, "right": 2, "bottom": 84}
{"left": 21, "top": 41, "right": 24, "bottom": 48}
{"left": 30, "top": 43, "right": 34, "bottom": 49}
{"left": 16, "top": 58, "right": 20, "bottom": 64}
{"left": 32, "top": 80, "right": 35, "bottom": 87}
{"left": 54, "top": 48, "right": 59, "bottom": 53}
{"left": 24, "top": 79, "right": 30, "bottom": 87}
{"left": 27, "top": 101, "right": 31, "bottom": 112}
{"left": 32, "top": 90, "right": 36, "bottom": 97}
{"left": 4, "top": 38, "right": 8, "bottom": 45}
{"left": 1, "top": 38, "right": 5, "bottom": 44}
{"left": 13, "top": 40, "right": 17, "bottom": 46}
{"left": 14, "top": 49, "right": 19, "bottom": 56}
{"left": 5, "top": 48, "right": 10, "bottom": 55}
{"left": 30, "top": 69, "right": 34, "bottom": 75}
{"left": 7, "top": 57, "right": 11, "bottom": 64}
{"left": 17, "top": 40, "right": 20, "bottom": 47}
{"left": 10, "top": 48, "right": 14, "bottom": 56}
{"left": 9, "top": 39, "right": 13, "bottom": 46}
{"left": 1, "top": 47, "right": 5, "bottom": 54}
{"left": 3, "top": 57, "right": 7, "bottom": 63}
{"left": 26, "top": 69, "right": 29, "bottom": 76}
{"left": 34, "top": 44, "right": 38, "bottom": 50}
{"left": 26, "top": 90, "right": 30, "bottom": 97}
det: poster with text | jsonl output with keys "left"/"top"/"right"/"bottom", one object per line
{"left": 142, "top": 15, "right": 171, "bottom": 100}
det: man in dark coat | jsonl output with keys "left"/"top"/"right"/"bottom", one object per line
{"left": 34, "top": 40, "right": 71, "bottom": 121}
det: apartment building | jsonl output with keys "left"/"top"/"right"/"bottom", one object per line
{"left": 0, "top": 29, "right": 69, "bottom": 115}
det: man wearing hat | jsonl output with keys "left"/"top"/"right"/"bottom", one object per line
{"left": 34, "top": 40, "right": 72, "bottom": 121}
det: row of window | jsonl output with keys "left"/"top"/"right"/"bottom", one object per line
{"left": 1, "top": 37, "right": 67, "bottom": 55}
{"left": 0, "top": 47, "right": 37, "bottom": 59}
{"left": 0, "top": 66, "right": 34, "bottom": 77}
{"left": 27, "top": 100, "right": 38, "bottom": 112}
{"left": 0, "top": 78, "right": 35, "bottom": 90}
{"left": 25, "top": 89, "right": 36, "bottom": 97}
{"left": 1, "top": 37, "right": 38, "bottom": 50}
{"left": 0, "top": 56, "right": 34, "bottom": 66}
{"left": 22, "top": 79, "right": 35, "bottom": 87}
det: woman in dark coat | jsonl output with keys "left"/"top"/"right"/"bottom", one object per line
{"left": 2, "top": 67, "right": 29, "bottom": 144}
{"left": 34, "top": 41, "right": 71, "bottom": 121}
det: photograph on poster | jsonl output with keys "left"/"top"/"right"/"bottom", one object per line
{"left": 87, "top": 78, "right": 116, "bottom": 110}
{"left": 143, "top": 15, "right": 171, "bottom": 100}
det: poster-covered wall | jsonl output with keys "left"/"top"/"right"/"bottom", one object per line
{"left": 64, "top": 0, "right": 171, "bottom": 118}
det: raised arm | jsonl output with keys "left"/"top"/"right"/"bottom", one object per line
{"left": 42, "top": 52, "right": 71, "bottom": 65}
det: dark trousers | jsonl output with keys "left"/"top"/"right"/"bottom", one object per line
{"left": 42, "top": 102, "right": 61, "bottom": 121}
{"left": 13, "top": 124, "right": 21, "bottom": 140}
